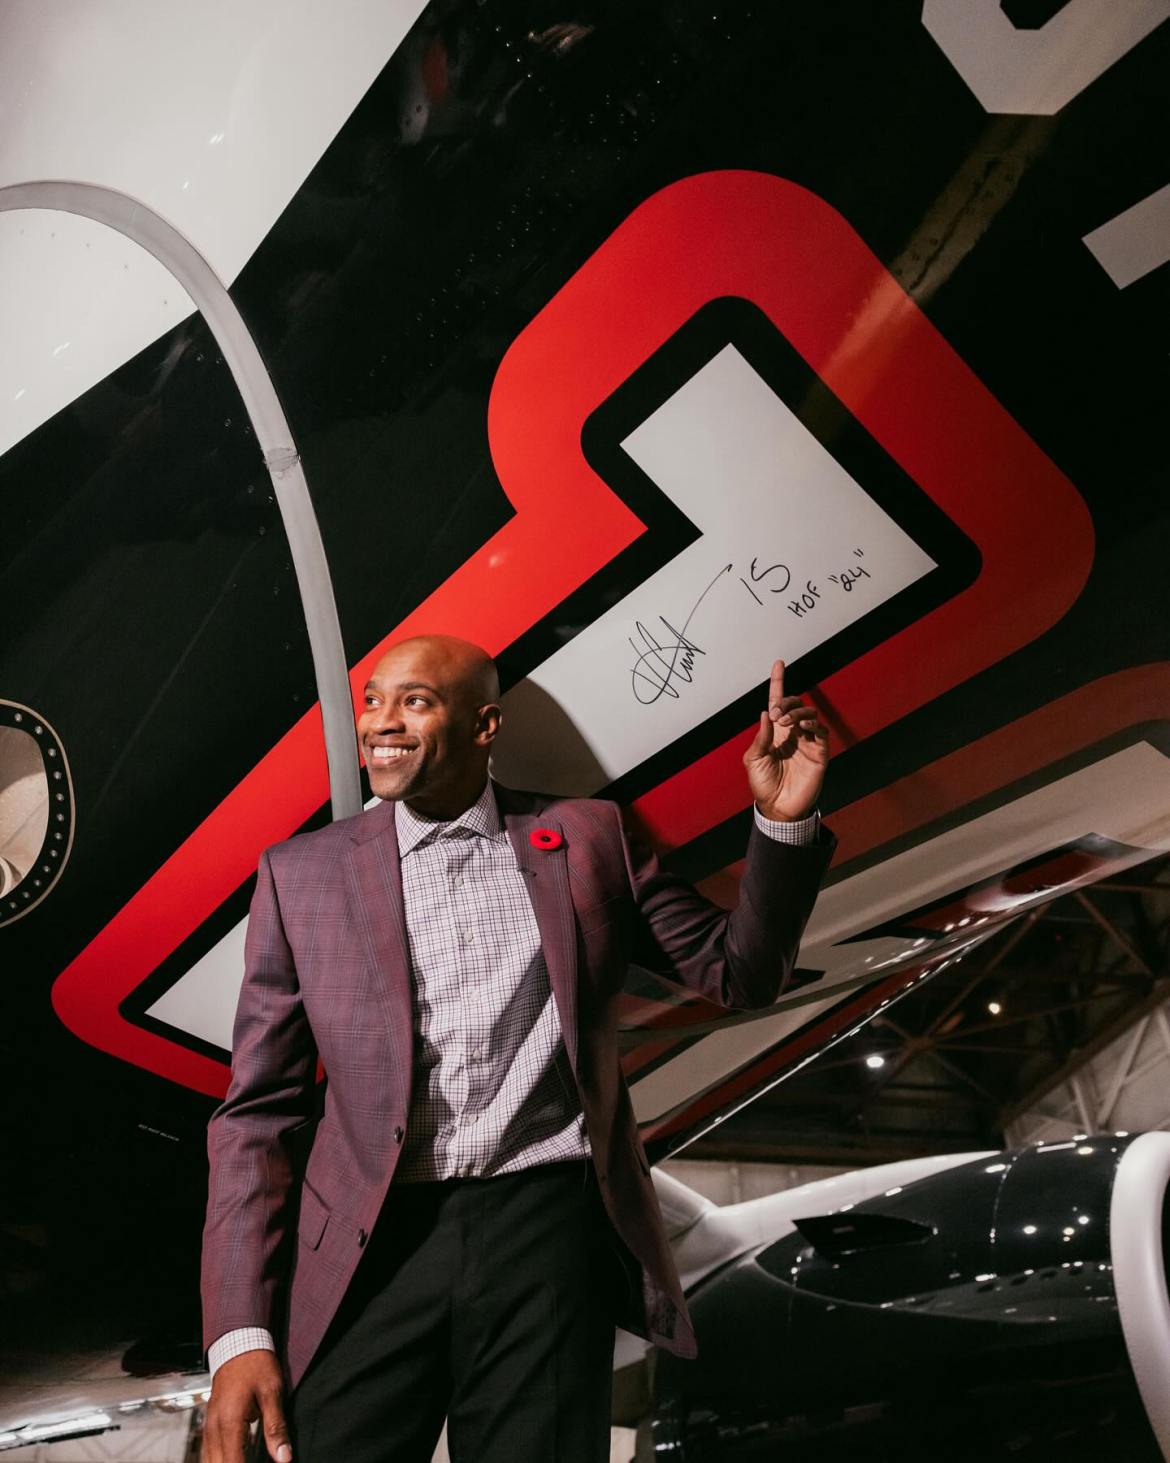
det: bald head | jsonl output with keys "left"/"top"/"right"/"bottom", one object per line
{"left": 384, "top": 634, "right": 499, "bottom": 705}
{"left": 357, "top": 635, "right": 502, "bottom": 817}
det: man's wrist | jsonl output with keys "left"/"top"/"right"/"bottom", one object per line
{"left": 208, "top": 1326, "right": 276, "bottom": 1381}
{"left": 753, "top": 805, "right": 820, "bottom": 845}
{"left": 755, "top": 802, "right": 816, "bottom": 822}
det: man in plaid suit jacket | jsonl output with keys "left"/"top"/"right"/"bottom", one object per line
{"left": 201, "top": 636, "right": 834, "bottom": 1463}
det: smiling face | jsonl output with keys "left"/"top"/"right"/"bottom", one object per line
{"left": 357, "top": 636, "right": 502, "bottom": 818}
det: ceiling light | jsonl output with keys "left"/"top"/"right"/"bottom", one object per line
{"left": 865, "top": 1053, "right": 885, "bottom": 1070}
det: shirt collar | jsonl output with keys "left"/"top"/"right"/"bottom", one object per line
{"left": 394, "top": 778, "right": 504, "bottom": 858}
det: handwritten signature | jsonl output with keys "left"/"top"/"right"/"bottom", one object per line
{"left": 629, "top": 564, "right": 732, "bottom": 704}
{"left": 629, "top": 546, "right": 874, "bottom": 702}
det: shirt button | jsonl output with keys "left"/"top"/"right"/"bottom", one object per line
{"left": 358, "top": 1228, "right": 368, "bottom": 1248}
{"left": 462, "top": 929, "right": 475, "bottom": 945}
{"left": 394, "top": 1125, "right": 404, "bottom": 1143}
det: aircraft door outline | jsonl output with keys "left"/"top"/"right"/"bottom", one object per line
{"left": 0, "top": 180, "right": 359, "bottom": 818}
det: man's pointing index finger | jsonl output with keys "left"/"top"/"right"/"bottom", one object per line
{"left": 769, "top": 659, "right": 785, "bottom": 720}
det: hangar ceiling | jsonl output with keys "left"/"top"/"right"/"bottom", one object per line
{"left": 683, "top": 851, "right": 1170, "bottom": 1167}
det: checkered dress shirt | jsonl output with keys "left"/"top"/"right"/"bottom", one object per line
{"left": 208, "top": 785, "right": 817, "bottom": 1378}
{"left": 393, "top": 780, "right": 590, "bottom": 1180}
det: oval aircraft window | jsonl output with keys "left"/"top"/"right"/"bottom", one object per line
{"left": 0, "top": 702, "right": 73, "bottom": 925}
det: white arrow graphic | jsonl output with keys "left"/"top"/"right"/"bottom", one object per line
{"left": 489, "top": 342, "right": 936, "bottom": 793}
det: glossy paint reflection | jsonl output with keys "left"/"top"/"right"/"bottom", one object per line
{"left": 650, "top": 1138, "right": 1163, "bottom": 1460}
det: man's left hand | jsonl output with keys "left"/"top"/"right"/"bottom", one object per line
{"left": 743, "top": 659, "right": 829, "bottom": 821}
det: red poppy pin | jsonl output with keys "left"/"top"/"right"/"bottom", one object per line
{"left": 530, "top": 827, "right": 563, "bottom": 851}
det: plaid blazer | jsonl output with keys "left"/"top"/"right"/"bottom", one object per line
{"left": 200, "top": 782, "right": 835, "bottom": 1390}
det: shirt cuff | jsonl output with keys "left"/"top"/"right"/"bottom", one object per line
{"left": 753, "top": 805, "right": 820, "bottom": 845}
{"left": 208, "top": 1326, "right": 275, "bottom": 1381}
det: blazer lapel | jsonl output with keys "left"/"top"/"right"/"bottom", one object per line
{"left": 498, "top": 785, "right": 581, "bottom": 1074}
{"left": 344, "top": 799, "right": 414, "bottom": 1109}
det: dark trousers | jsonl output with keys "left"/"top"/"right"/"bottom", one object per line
{"left": 288, "top": 1158, "right": 625, "bottom": 1463}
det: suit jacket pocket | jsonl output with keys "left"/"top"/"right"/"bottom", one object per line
{"left": 297, "top": 1180, "right": 330, "bottom": 1250}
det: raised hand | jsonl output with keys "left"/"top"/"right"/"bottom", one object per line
{"left": 743, "top": 660, "right": 829, "bottom": 822}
